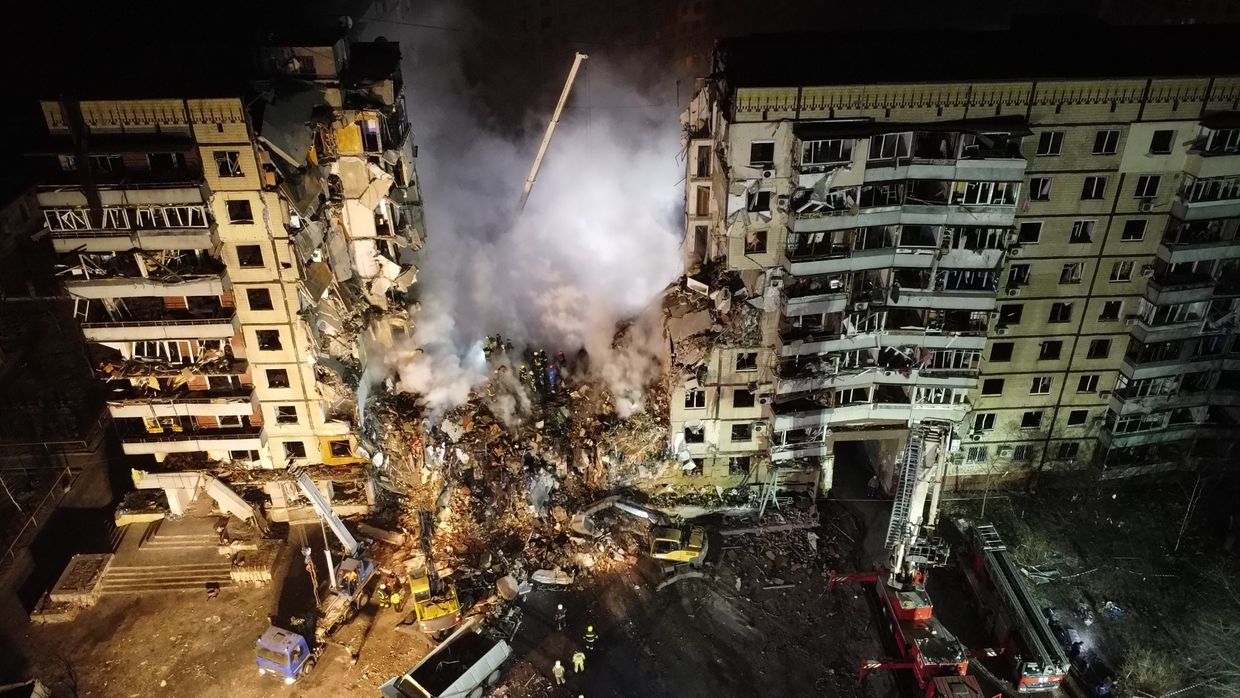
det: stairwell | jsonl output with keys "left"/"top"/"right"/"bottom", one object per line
{"left": 96, "top": 511, "right": 235, "bottom": 595}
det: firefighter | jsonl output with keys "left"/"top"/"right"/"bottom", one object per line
{"left": 518, "top": 364, "right": 529, "bottom": 384}
{"left": 866, "top": 475, "right": 879, "bottom": 498}
{"left": 483, "top": 336, "right": 495, "bottom": 359}
{"left": 555, "top": 603, "right": 566, "bottom": 630}
{"left": 485, "top": 382, "right": 496, "bottom": 398}
{"left": 376, "top": 582, "right": 390, "bottom": 608}
{"left": 548, "top": 363, "right": 558, "bottom": 393}
{"left": 390, "top": 586, "right": 405, "bottom": 613}
{"left": 340, "top": 566, "right": 359, "bottom": 596}
{"left": 552, "top": 660, "right": 566, "bottom": 685}
{"left": 583, "top": 625, "right": 597, "bottom": 651}
{"left": 572, "top": 650, "right": 585, "bottom": 673}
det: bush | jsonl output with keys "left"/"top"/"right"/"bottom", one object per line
{"left": 1119, "top": 646, "right": 1181, "bottom": 697}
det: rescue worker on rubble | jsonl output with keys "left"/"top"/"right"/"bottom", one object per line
{"left": 572, "top": 650, "right": 586, "bottom": 673}
{"left": 518, "top": 364, "right": 529, "bottom": 384}
{"left": 376, "top": 582, "right": 390, "bottom": 607}
{"left": 866, "top": 474, "right": 880, "bottom": 498}
{"left": 552, "top": 660, "right": 566, "bottom": 685}
{"left": 548, "top": 363, "right": 559, "bottom": 393}
{"left": 485, "top": 382, "right": 496, "bottom": 398}
{"left": 341, "top": 565, "right": 359, "bottom": 596}
{"left": 390, "top": 585, "right": 405, "bottom": 613}
{"left": 555, "top": 603, "right": 566, "bottom": 630}
{"left": 583, "top": 625, "right": 597, "bottom": 651}
{"left": 483, "top": 336, "right": 495, "bottom": 359}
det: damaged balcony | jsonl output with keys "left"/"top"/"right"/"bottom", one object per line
{"left": 40, "top": 199, "right": 215, "bottom": 253}
{"left": 1160, "top": 219, "right": 1240, "bottom": 265}
{"left": 59, "top": 249, "right": 225, "bottom": 298}
{"left": 789, "top": 178, "right": 1018, "bottom": 235}
{"left": 769, "top": 423, "right": 829, "bottom": 462}
{"left": 91, "top": 340, "right": 246, "bottom": 380}
{"left": 785, "top": 225, "right": 937, "bottom": 275}
{"left": 771, "top": 383, "right": 967, "bottom": 431}
{"left": 1129, "top": 299, "right": 1209, "bottom": 343}
{"left": 104, "top": 378, "right": 257, "bottom": 419}
{"left": 115, "top": 416, "right": 263, "bottom": 455}
{"left": 77, "top": 295, "right": 236, "bottom": 342}
{"left": 782, "top": 273, "right": 847, "bottom": 316}
{"left": 890, "top": 267, "right": 1000, "bottom": 311}
{"left": 1100, "top": 405, "right": 1240, "bottom": 449}
{"left": 1172, "top": 173, "right": 1240, "bottom": 220}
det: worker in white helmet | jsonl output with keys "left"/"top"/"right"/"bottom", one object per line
{"left": 555, "top": 603, "right": 566, "bottom": 630}
{"left": 552, "top": 660, "right": 566, "bottom": 685}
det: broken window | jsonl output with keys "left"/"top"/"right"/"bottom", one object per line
{"left": 283, "top": 441, "right": 307, "bottom": 459}
{"left": 1035, "top": 131, "right": 1064, "bottom": 156}
{"left": 1134, "top": 175, "right": 1160, "bottom": 198}
{"left": 733, "top": 389, "right": 755, "bottom": 409}
{"left": 695, "top": 186, "right": 710, "bottom": 216}
{"left": 256, "top": 330, "right": 282, "bottom": 351}
{"left": 1028, "top": 177, "right": 1052, "bottom": 201}
{"left": 1069, "top": 220, "right": 1095, "bottom": 243}
{"left": 1110, "top": 261, "right": 1133, "bottom": 282}
{"left": 1121, "top": 219, "right": 1146, "bottom": 241}
{"left": 1007, "top": 264, "right": 1030, "bottom": 286}
{"left": 684, "top": 389, "right": 706, "bottom": 409}
{"left": 218, "top": 415, "right": 242, "bottom": 428}
{"left": 1081, "top": 176, "right": 1107, "bottom": 200}
{"left": 214, "top": 150, "right": 243, "bottom": 177}
{"left": 246, "top": 288, "right": 273, "bottom": 311}
{"left": 1030, "top": 376, "right": 1052, "bottom": 394}
{"left": 694, "top": 144, "right": 711, "bottom": 177}
{"left": 1021, "top": 411, "right": 1044, "bottom": 429}
{"left": 1093, "top": 129, "right": 1120, "bottom": 155}
{"left": 835, "top": 387, "right": 869, "bottom": 405}
{"left": 1203, "top": 127, "right": 1240, "bottom": 154}
{"left": 684, "top": 425, "right": 705, "bottom": 444}
{"left": 90, "top": 154, "right": 123, "bottom": 174}
{"left": 1087, "top": 339, "right": 1111, "bottom": 359}
{"left": 989, "top": 342, "right": 1014, "bottom": 362}
{"left": 735, "top": 352, "right": 758, "bottom": 371}
{"left": 801, "top": 138, "right": 853, "bottom": 166}
{"left": 749, "top": 141, "right": 775, "bottom": 166}
{"left": 1017, "top": 221, "right": 1042, "bottom": 244}
{"left": 136, "top": 205, "right": 208, "bottom": 229}
{"left": 998, "top": 304, "right": 1023, "bottom": 326}
{"left": 981, "top": 379, "right": 1005, "bottom": 396}
{"left": 747, "top": 190, "right": 771, "bottom": 213}
{"left": 226, "top": 199, "right": 254, "bottom": 224}
{"left": 1068, "top": 410, "right": 1089, "bottom": 426}
{"left": 731, "top": 424, "right": 753, "bottom": 442}
{"left": 1049, "top": 302, "right": 1073, "bottom": 323}
{"left": 1060, "top": 263, "right": 1084, "bottom": 284}
{"left": 276, "top": 406, "right": 298, "bottom": 424}
{"left": 361, "top": 119, "right": 382, "bottom": 152}
{"left": 1149, "top": 129, "right": 1175, "bottom": 154}
{"left": 58, "top": 154, "right": 77, "bottom": 171}
{"left": 728, "top": 456, "right": 751, "bottom": 475}
{"left": 230, "top": 450, "right": 259, "bottom": 461}
{"left": 266, "top": 368, "right": 290, "bottom": 388}
{"left": 236, "top": 244, "right": 264, "bottom": 268}
{"left": 330, "top": 440, "right": 352, "bottom": 458}
{"left": 973, "top": 413, "right": 996, "bottom": 431}
{"left": 1056, "top": 442, "right": 1081, "bottom": 460}
{"left": 952, "top": 180, "right": 1017, "bottom": 206}
{"left": 1100, "top": 300, "right": 1122, "bottom": 320}
{"left": 147, "top": 152, "right": 185, "bottom": 174}
{"left": 744, "top": 229, "right": 768, "bottom": 254}
{"left": 1076, "top": 375, "right": 1099, "bottom": 394}
{"left": 1039, "top": 341, "right": 1063, "bottom": 360}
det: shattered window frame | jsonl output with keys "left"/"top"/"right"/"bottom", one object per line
{"left": 1056, "top": 441, "right": 1081, "bottom": 460}
{"left": 329, "top": 440, "right": 352, "bottom": 458}
{"left": 1078, "top": 374, "right": 1100, "bottom": 393}
{"left": 283, "top": 441, "right": 308, "bottom": 460}
{"left": 1048, "top": 302, "right": 1073, "bottom": 323}
{"left": 236, "top": 244, "right": 264, "bottom": 268}
{"left": 266, "top": 369, "right": 290, "bottom": 388}
{"left": 276, "top": 405, "right": 298, "bottom": 425}
{"left": 218, "top": 415, "right": 242, "bottom": 428}
{"left": 735, "top": 352, "right": 758, "bottom": 371}
{"left": 728, "top": 456, "right": 751, "bottom": 475}
{"left": 684, "top": 425, "right": 705, "bottom": 444}
{"left": 683, "top": 389, "right": 706, "bottom": 409}
{"left": 748, "top": 140, "right": 775, "bottom": 166}
{"left": 730, "top": 423, "right": 753, "bottom": 442}
{"left": 1021, "top": 411, "right": 1044, "bottom": 429}
{"left": 226, "top": 199, "right": 254, "bottom": 224}
{"left": 245, "top": 287, "right": 274, "bottom": 311}
{"left": 1030, "top": 376, "right": 1053, "bottom": 395}
{"left": 1068, "top": 409, "right": 1089, "bottom": 426}
{"left": 981, "top": 378, "right": 1005, "bottom": 396}
{"left": 1087, "top": 339, "right": 1111, "bottom": 359}
{"left": 255, "top": 329, "right": 282, "bottom": 351}
{"left": 732, "top": 388, "right": 756, "bottom": 409}
{"left": 214, "top": 150, "right": 243, "bottom": 177}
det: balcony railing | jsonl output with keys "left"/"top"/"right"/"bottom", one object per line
{"left": 117, "top": 426, "right": 262, "bottom": 444}
{"left": 81, "top": 309, "right": 235, "bottom": 328}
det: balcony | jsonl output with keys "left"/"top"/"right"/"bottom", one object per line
{"left": 1172, "top": 175, "right": 1240, "bottom": 221}
{"left": 79, "top": 298, "right": 236, "bottom": 342}
{"left": 60, "top": 251, "right": 226, "bottom": 299}
{"left": 1144, "top": 272, "right": 1216, "bottom": 306}
{"left": 116, "top": 421, "right": 263, "bottom": 456}
{"left": 1159, "top": 219, "right": 1240, "bottom": 265}
{"left": 104, "top": 383, "right": 257, "bottom": 419}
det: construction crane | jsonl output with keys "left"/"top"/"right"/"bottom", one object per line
{"left": 829, "top": 420, "right": 971, "bottom": 697}
{"left": 517, "top": 51, "right": 588, "bottom": 213}
{"left": 961, "top": 523, "right": 1070, "bottom": 692}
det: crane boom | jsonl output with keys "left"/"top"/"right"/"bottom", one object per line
{"left": 517, "top": 51, "right": 588, "bottom": 213}
{"left": 295, "top": 471, "right": 359, "bottom": 556}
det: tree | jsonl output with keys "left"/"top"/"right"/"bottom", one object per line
{"left": 1184, "top": 567, "right": 1240, "bottom": 697}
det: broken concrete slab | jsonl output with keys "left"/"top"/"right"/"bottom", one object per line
{"left": 531, "top": 569, "right": 573, "bottom": 585}
{"left": 356, "top": 523, "right": 407, "bottom": 547}
{"left": 48, "top": 553, "right": 112, "bottom": 606}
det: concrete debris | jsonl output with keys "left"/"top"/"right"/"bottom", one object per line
{"left": 531, "top": 569, "right": 574, "bottom": 585}
{"left": 655, "top": 570, "right": 706, "bottom": 591}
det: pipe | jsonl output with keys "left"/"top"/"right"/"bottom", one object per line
{"left": 517, "top": 52, "right": 589, "bottom": 213}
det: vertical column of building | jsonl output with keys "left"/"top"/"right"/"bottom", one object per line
{"left": 37, "top": 99, "right": 262, "bottom": 470}
{"left": 1100, "top": 78, "right": 1240, "bottom": 474}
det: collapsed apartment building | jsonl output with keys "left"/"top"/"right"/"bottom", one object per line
{"left": 672, "top": 26, "right": 1240, "bottom": 493}
{"left": 27, "top": 28, "right": 422, "bottom": 520}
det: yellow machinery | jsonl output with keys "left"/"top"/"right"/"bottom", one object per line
{"left": 408, "top": 572, "right": 462, "bottom": 637}
{"left": 649, "top": 525, "right": 708, "bottom": 564}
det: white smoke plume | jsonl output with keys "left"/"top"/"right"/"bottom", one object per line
{"left": 366, "top": 6, "right": 684, "bottom": 423}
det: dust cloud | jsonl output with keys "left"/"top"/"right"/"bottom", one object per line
{"left": 364, "top": 4, "right": 684, "bottom": 422}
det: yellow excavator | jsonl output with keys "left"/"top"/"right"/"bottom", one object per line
{"left": 399, "top": 511, "right": 462, "bottom": 640}
{"left": 572, "top": 495, "right": 709, "bottom": 566}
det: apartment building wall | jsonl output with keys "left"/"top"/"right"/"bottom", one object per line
{"left": 680, "top": 53, "right": 1240, "bottom": 489}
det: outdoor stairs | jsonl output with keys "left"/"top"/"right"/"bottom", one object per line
{"left": 96, "top": 518, "right": 234, "bottom": 595}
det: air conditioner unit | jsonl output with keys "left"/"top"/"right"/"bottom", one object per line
{"left": 1141, "top": 265, "right": 1155, "bottom": 278}
{"left": 853, "top": 302, "right": 869, "bottom": 311}
{"left": 1008, "top": 247, "right": 1022, "bottom": 257}
{"left": 761, "top": 169, "right": 776, "bottom": 179}
{"left": 758, "top": 395, "right": 773, "bottom": 405}
{"left": 1006, "top": 288, "right": 1021, "bottom": 297}
{"left": 998, "top": 447, "right": 1013, "bottom": 458}
{"left": 753, "top": 422, "right": 768, "bottom": 433}
{"left": 993, "top": 327, "right": 1009, "bottom": 336}
{"left": 776, "top": 195, "right": 790, "bottom": 211}
{"left": 970, "top": 434, "right": 983, "bottom": 442}
{"left": 1138, "top": 199, "right": 1154, "bottom": 213}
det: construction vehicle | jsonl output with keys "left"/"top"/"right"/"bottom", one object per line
{"left": 292, "top": 470, "right": 379, "bottom": 641}
{"left": 400, "top": 510, "right": 463, "bottom": 639}
{"left": 255, "top": 626, "right": 320, "bottom": 685}
{"left": 960, "top": 523, "right": 1070, "bottom": 692}
{"left": 829, "top": 420, "right": 972, "bottom": 696}
{"left": 380, "top": 616, "right": 511, "bottom": 698}
{"left": 571, "top": 495, "right": 708, "bottom": 566}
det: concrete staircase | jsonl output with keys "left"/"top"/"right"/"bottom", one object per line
{"left": 96, "top": 517, "right": 235, "bottom": 595}
{"left": 98, "top": 559, "right": 235, "bottom": 594}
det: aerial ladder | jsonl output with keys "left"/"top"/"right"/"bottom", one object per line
{"left": 830, "top": 420, "right": 973, "bottom": 697}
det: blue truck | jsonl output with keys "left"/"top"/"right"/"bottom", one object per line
{"left": 255, "top": 626, "right": 320, "bottom": 684}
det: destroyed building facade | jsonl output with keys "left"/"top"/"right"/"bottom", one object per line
{"left": 675, "top": 28, "right": 1240, "bottom": 491}
{"left": 28, "top": 28, "right": 422, "bottom": 519}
